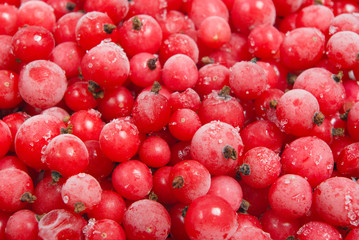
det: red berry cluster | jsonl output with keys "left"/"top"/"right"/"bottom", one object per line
{"left": 1, "top": 0, "right": 359, "bottom": 239}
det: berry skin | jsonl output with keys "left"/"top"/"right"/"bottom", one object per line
{"left": 118, "top": 15, "right": 163, "bottom": 57}
{"left": 4, "top": 209, "right": 38, "bottom": 240}
{"left": 61, "top": 173, "right": 102, "bottom": 213}
{"left": 75, "top": 11, "right": 118, "bottom": 51}
{"left": 280, "top": 27, "right": 325, "bottom": 70}
{"left": 231, "top": 0, "right": 276, "bottom": 35}
{"left": 313, "top": 177, "right": 359, "bottom": 227}
{"left": 184, "top": 195, "right": 238, "bottom": 240}
{"left": 80, "top": 42, "right": 130, "bottom": 89}
{"left": 268, "top": 174, "right": 313, "bottom": 219}
{"left": 238, "top": 147, "right": 281, "bottom": 189}
{"left": 99, "top": 119, "right": 140, "bottom": 162}
{"left": 123, "top": 199, "right": 171, "bottom": 240}
{"left": 198, "top": 16, "right": 231, "bottom": 49}
{"left": 229, "top": 61, "right": 268, "bottom": 100}
{"left": 169, "top": 160, "right": 211, "bottom": 204}
{"left": 112, "top": 160, "right": 153, "bottom": 201}
{"left": 162, "top": 54, "right": 198, "bottom": 91}
{"left": 0, "top": 168, "right": 35, "bottom": 213}
{"left": 11, "top": 26, "right": 55, "bottom": 63}
{"left": 281, "top": 136, "right": 334, "bottom": 187}
{"left": 191, "top": 121, "right": 244, "bottom": 176}
{"left": 276, "top": 89, "right": 324, "bottom": 137}
{"left": 18, "top": 60, "right": 67, "bottom": 109}
{"left": 139, "top": 136, "right": 171, "bottom": 168}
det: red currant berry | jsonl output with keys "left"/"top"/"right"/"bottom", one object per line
{"left": 269, "top": 174, "right": 312, "bottom": 219}
{"left": 123, "top": 199, "right": 171, "bottom": 240}
{"left": 18, "top": 60, "right": 67, "bottom": 109}
{"left": 169, "top": 160, "right": 211, "bottom": 203}
{"left": 185, "top": 195, "right": 238, "bottom": 240}
{"left": 118, "top": 14, "right": 162, "bottom": 57}
{"left": 81, "top": 42, "right": 130, "bottom": 89}
{"left": 112, "top": 160, "right": 152, "bottom": 200}
{"left": 61, "top": 173, "right": 102, "bottom": 213}
{"left": 191, "top": 121, "right": 244, "bottom": 175}
{"left": 99, "top": 119, "right": 140, "bottom": 162}
{"left": 75, "top": 11, "right": 118, "bottom": 51}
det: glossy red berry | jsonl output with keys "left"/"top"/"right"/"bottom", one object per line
{"left": 84, "top": 0, "right": 129, "bottom": 24}
{"left": 118, "top": 14, "right": 162, "bottom": 57}
{"left": 112, "top": 160, "right": 152, "bottom": 200}
{"left": 129, "top": 52, "right": 161, "bottom": 88}
{"left": 99, "top": 119, "right": 140, "bottom": 162}
{"left": 296, "top": 221, "right": 343, "bottom": 240}
{"left": 159, "top": 33, "right": 199, "bottom": 64}
{"left": 280, "top": 27, "right": 325, "bottom": 70}
{"left": 162, "top": 54, "right": 198, "bottom": 91}
{"left": 80, "top": 42, "right": 130, "bottom": 89}
{"left": 0, "top": 168, "right": 35, "bottom": 212}
{"left": 31, "top": 175, "right": 66, "bottom": 215}
{"left": 67, "top": 109, "right": 104, "bottom": 142}
{"left": 88, "top": 190, "right": 126, "bottom": 223}
{"left": 231, "top": 0, "right": 276, "bottom": 35}
{"left": 198, "top": 86, "right": 244, "bottom": 129}
{"left": 139, "top": 136, "right": 171, "bottom": 168}
{"left": 17, "top": 1, "right": 56, "bottom": 32}
{"left": 42, "top": 134, "right": 89, "bottom": 178}
{"left": 169, "top": 160, "right": 211, "bottom": 204}
{"left": 281, "top": 136, "right": 334, "bottom": 187}
{"left": 293, "top": 67, "right": 345, "bottom": 116}
{"left": 151, "top": 166, "right": 178, "bottom": 205}
{"left": 75, "top": 11, "right": 118, "bottom": 51}
{"left": 15, "top": 114, "right": 64, "bottom": 169}
{"left": 238, "top": 147, "right": 281, "bottom": 189}
{"left": 132, "top": 82, "right": 171, "bottom": 133}
{"left": 96, "top": 86, "right": 133, "bottom": 122}
{"left": 168, "top": 109, "right": 202, "bottom": 141}
{"left": 276, "top": 89, "right": 324, "bottom": 137}
{"left": 207, "top": 175, "right": 243, "bottom": 211}
{"left": 198, "top": 16, "right": 231, "bottom": 49}
{"left": 0, "top": 4, "right": 18, "bottom": 35}
{"left": 184, "top": 195, "right": 238, "bottom": 240}
{"left": 188, "top": 0, "right": 229, "bottom": 28}
{"left": 53, "top": 12, "right": 84, "bottom": 43}
{"left": 83, "top": 218, "right": 126, "bottom": 240}
{"left": 4, "top": 209, "right": 38, "bottom": 240}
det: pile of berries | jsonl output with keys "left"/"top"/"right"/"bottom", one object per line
{"left": 1, "top": 0, "right": 359, "bottom": 239}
